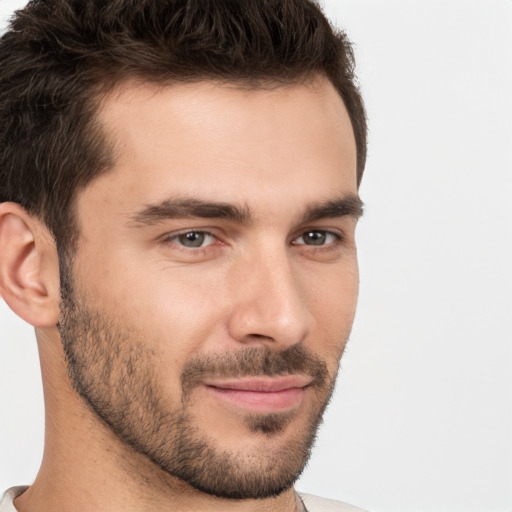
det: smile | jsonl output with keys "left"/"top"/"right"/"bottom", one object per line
{"left": 203, "top": 376, "right": 313, "bottom": 412}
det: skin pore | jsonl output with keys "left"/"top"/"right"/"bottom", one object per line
{"left": 13, "top": 76, "right": 360, "bottom": 512}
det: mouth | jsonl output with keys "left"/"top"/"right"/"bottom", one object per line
{"left": 203, "top": 376, "right": 313, "bottom": 413}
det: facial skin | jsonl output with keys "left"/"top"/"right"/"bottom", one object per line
{"left": 8, "top": 76, "right": 361, "bottom": 512}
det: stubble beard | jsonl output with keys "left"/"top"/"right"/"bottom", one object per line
{"left": 57, "top": 268, "right": 344, "bottom": 499}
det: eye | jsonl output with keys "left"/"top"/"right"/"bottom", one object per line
{"left": 292, "top": 230, "right": 339, "bottom": 246}
{"left": 167, "top": 231, "right": 216, "bottom": 248}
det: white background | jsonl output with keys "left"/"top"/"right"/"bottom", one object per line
{"left": 1, "top": 1, "right": 511, "bottom": 511}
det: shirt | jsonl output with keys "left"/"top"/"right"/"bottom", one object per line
{"left": 0, "top": 486, "right": 368, "bottom": 511}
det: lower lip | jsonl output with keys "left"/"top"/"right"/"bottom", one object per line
{"left": 205, "top": 386, "right": 306, "bottom": 412}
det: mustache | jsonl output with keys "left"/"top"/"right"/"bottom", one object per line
{"left": 181, "top": 344, "right": 330, "bottom": 396}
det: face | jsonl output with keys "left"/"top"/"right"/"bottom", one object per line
{"left": 58, "top": 78, "right": 360, "bottom": 499}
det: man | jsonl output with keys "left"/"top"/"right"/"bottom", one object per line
{"left": 0, "top": 0, "right": 368, "bottom": 510}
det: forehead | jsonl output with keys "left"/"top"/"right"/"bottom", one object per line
{"left": 82, "top": 78, "right": 357, "bottom": 218}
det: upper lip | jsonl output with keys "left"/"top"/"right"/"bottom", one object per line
{"left": 204, "top": 375, "right": 314, "bottom": 392}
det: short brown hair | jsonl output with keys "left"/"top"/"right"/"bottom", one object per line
{"left": 0, "top": 0, "right": 367, "bottom": 251}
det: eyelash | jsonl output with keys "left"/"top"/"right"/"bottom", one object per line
{"left": 161, "top": 230, "right": 219, "bottom": 250}
{"left": 291, "top": 230, "right": 342, "bottom": 247}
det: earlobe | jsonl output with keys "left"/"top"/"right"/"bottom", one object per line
{"left": 0, "top": 202, "right": 60, "bottom": 327}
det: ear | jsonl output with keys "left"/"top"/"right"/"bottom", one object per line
{"left": 0, "top": 202, "right": 60, "bottom": 327}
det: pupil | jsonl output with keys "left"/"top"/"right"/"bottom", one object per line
{"left": 305, "top": 231, "right": 326, "bottom": 245}
{"left": 180, "top": 232, "right": 204, "bottom": 247}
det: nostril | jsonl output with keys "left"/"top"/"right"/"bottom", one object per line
{"left": 242, "top": 333, "right": 276, "bottom": 344}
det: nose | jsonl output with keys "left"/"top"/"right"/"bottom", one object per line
{"left": 227, "top": 249, "right": 314, "bottom": 349}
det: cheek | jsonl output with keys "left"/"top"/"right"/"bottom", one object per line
{"left": 76, "top": 256, "right": 231, "bottom": 368}
{"left": 306, "top": 262, "right": 359, "bottom": 357}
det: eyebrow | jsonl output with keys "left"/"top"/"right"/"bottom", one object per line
{"left": 299, "top": 194, "right": 364, "bottom": 224}
{"left": 130, "top": 194, "right": 363, "bottom": 227}
{"left": 130, "top": 198, "right": 251, "bottom": 226}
